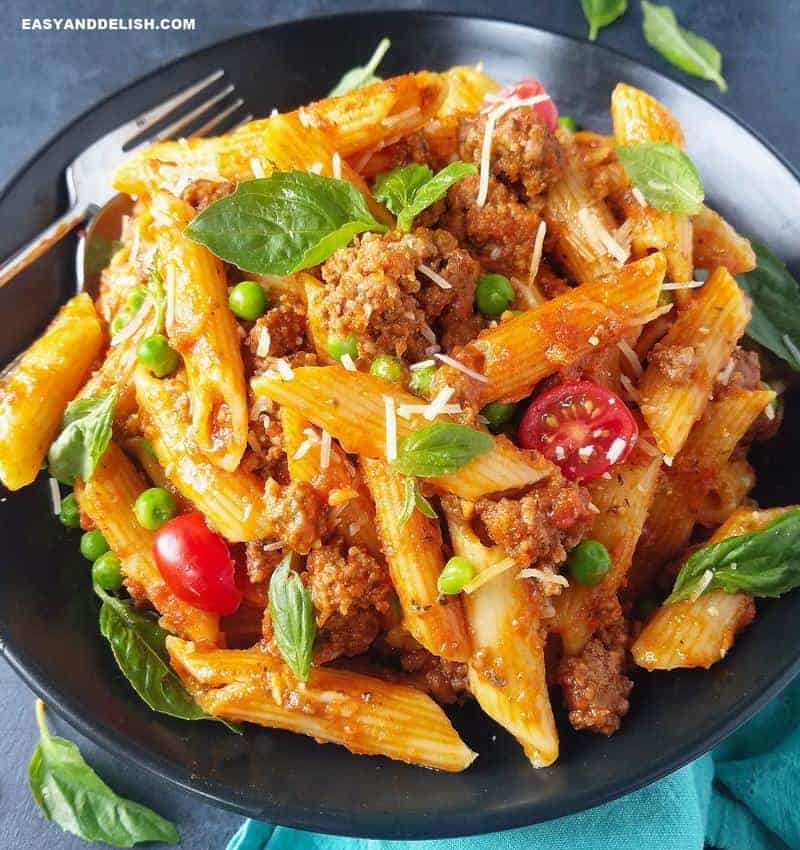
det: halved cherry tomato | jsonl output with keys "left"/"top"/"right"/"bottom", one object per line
{"left": 496, "top": 79, "right": 559, "bottom": 131}
{"left": 518, "top": 381, "right": 638, "bottom": 482}
{"left": 153, "top": 512, "right": 242, "bottom": 615}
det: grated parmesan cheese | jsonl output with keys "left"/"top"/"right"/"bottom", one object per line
{"left": 528, "top": 220, "right": 547, "bottom": 283}
{"left": 638, "top": 302, "right": 675, "bottom": 325}
{"left": 256, "top": 327, "right": 272, "bottom": 358}
{"left": 462, "top": 557, "right": 517, "bottom": 594}
{"left": 397, "top": 403, "right": 462, "bottom": 420}
{"left": 606, "top": 437, "right": 627, "bottom": 464}
{"left": 384, "top": 396, "right": 397, "bottom": 461}
{"left": 262, "top": 540, "right": 285, "bottom": 552}
{"left": 663, "top": 454, "right": 674, "bottom": 467}
{"left": 250, "top": 157, "right": 266, "bottom": 178}
{"left": 381, "top": 106, "right": 421, "bottom": 127}
{"left": 309, "top": 161, "right": 324, "bottom": 175}
{"left": 577, "top": 207, "right": 630, "bottom": 264}
{"left": 632, "top": 186, "right": 648, "bottom": 207}
{"left": 619, "top": 374, "right": 640, "bottom": 402}
{"left": 717, "top": 358, "right": 736, "bottom": 385}
{"left": 418, "top": 264, "right": 452, "bottom": 289}
{"left": 662, "top": 280, "right": 706, "bottom": 291}
{"left": 617, "top": 339, "right": 643, "bottom": 377}
{"left": 637, "top": 437, "right": 661, "bottom": 457}
{"left": 320, "top": 429, "right": 332, "bottom": 470}
{"left": 424, "top": 386, "right": 455, "bottom": 421}
{"left": 588, "top": 335, "right": 600, "bottom": 346}
{"left": 48, "top": 478, "right": 61, "bottom": 515}
{"left": 332, "top": 151, "right": 342, "bottom": 180}
{"left": 517, "top": 567, "right": 569, "bottom": 589}
{"left": 410, "top": 359, "right": 436, "bottom": 371}
{"left": 420, "top": 325, "right": 437, "bottom": 344}
{"left": 434, "top": 352, "right": 488, "bottom": 383}
{"left": 340, "top": 353, "right": 357, "bottom": 372}
{"left": 275, "top": 358, "right": 294, "bottom": 381}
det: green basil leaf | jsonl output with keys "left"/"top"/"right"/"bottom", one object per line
{"left": 582, "top": 0, "right": 627, "bottom": 41}
{"left": 397, "top": 477, "right": 438, "bottom": 527}
{"left": 392, "top": 422, "right": 494, "bottom": 477}
{"left": 47, "top": 387, "right": 117, "bottom": 485}
{"left": 269, "top": 555, "right": 316, "bottom": 681}
{"left": 328, "top": 38, "right": 391, "bottom": 97}
{"left": 185, "top": 173, "right": 387, "bottom": 276}
{"left": 374, "top": 162, "right": 477, "bottom": 232}
{"left": 29, "top": 701, "right": 179, "bottom": 847}
{"left": 641, "top": 1, "right": 727, "bottom": 93}
{"left": 616, "top": 142, "right": 704, "bottom": 215}
{"left": 737, "top": 243, "right": 800, "bottom": 372}
{"left": 95, "top": 586, "right": 241, "bottom": 733}
{"left": 667, "top": 509, "right": 800, "bottom": 604}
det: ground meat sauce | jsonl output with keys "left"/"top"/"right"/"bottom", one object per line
{"left": 245, "top": 296, "right": 308, "bottom": 362}
{"left": 398, "top": 648, "right": 470, "bottom": 704}
{"left": 558, "top": 622, "right": 633, "bottom": 735}
{"left": 263, "top": 478, "right": 327, "bottom": 555}
{"left": 180, "top": 178, "right": 235, "bottom": 212}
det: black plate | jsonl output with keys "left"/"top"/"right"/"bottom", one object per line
{"left": 2, "top": 12, "right": 800, "bottom": 840}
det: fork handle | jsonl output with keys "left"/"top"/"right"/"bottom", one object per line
{"left": 0, "top": 204, "right": 90, "bottom": 290}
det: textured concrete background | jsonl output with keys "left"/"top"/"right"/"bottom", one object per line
{"left": 1, "top": 1, "right": 798, "bottom": 847}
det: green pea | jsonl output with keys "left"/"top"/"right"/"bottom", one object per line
{"left": 409, "top": 364, "right": 436, "bottom": 398}
{"left": 110, "top": 310, "right": 133, "bottom": 336}
{"left": 137, "top": 333, "right": 180, "bottom": 378}
{"left": 558, "top": 115, "right": 578, "bottom": 132}
{"left": 92, "top": 551, "right": 123, "bottom": 592}
{"left": 126, "top": 287, "right": 147, "bottom": 312}
{"left": 134, "top": 487, "right": 178, "bottom": 530}
{"left": 476, "top": 273, "right": 515, "bottom": 317}
{"left": 326, "top": 333, "right": 359, "bottom": 363}
{"left": 229, "top": 281, "right": 268, "bottom": 321}
{"left": 437, "top": 556, "right": 474, "bottom": 595}
{"left": 369, "top": 354, "right": 408, "bottom": 384}
{"left": 59, "top": 493, "right": 81, "bottom": 529}
{"left": 80, "top": 529, "right": 109, "bottom": 562}
{"left": 567, "top": 540, "right": 611, "bottom": 586}
{"left": 481, "top": 401, "right": 517, "bottom": 432}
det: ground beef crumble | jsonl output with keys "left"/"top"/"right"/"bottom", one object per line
{"left": 558, "top": 622, "right": 633, "bottom": 736}
{"left": 245, "top": 296, "right": 308, "bottom": 362}
{"left": 398, "top": 648, "right": 470, "bottom": 704}
{"left": 180, "top": 178, "right": 235, "bottom": 212}
{"left": 263, "top": 478, "right": 327, "bottom": 555}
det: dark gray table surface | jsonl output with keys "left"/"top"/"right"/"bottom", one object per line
{"left": 1, "top": 1, "right": 798, "bottom": 848}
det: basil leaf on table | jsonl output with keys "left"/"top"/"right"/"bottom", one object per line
{"left": 269, "top": 555, "right": 316, "bottom": 681}
{"left": 95, "top": 585, "right": 241, "bottom": 733}
{"left": 641, "top": 1, "right": 728, "bottom": 93}
{"left": 737, "top": 243, "right": 800, "bottom": 372}
{"left": 616, "top": 142, "right": 704, "bottom": 215}
{"left": 392, "top": 422, "right": 494, "bottom": 477}
{"left": 581, "top": 0, "right": 627, "bottom": 41}
{"left": 28, "top": 700, "right": 179, "bottom": 847}
{"left": 667, "top": 509, "right": 800, "bottom": 604}
{"left": 397, "top": 477, "right": 438, "bottom": 527}
{"left": 374, "top": 161, "right": 477, "bottom": 232}
{"left": 328, "top": 38, "right": 391, "bottom": 97}
{"left": 186, "top": 173, "right": 387, "bottom": 275}
{"left": 47, "top": 387, "right": 117, "bottom": 485}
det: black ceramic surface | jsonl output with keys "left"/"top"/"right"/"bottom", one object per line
{"left": 1, "top": 12, "right": 799, "bottom": 840}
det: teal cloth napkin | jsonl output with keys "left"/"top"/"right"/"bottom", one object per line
{"left": 226, "top": 675, "right": 800, "bottom": 850}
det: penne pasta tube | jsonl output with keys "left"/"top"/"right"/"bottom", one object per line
{"left": 0, "top": 293, "right": 104, "bottom": 490}
{"left": 135, "top": 368, "right": 270, "bottom": 542}
{"left": 442, "top": 499, "right": 558, "bottom": 767}
{"left": 74, "top": 443, "right": 219, "bottom": 644}
{"left": 252, "top": 366, "right": 549, "bottom": 500}
{"left": 167, "top": 638, "right": 476, "bottom": 771}
{"left": 459, "top": 252, "right": 666, "bottom": 405}
{"left": 692, "top": 204, "right": 756, "bottom": 275}
{"left": 362, "top": 459, "right": 471, "bottom": 661}
{"left": 637, "top": 267, "right": 751, "bottom": 458}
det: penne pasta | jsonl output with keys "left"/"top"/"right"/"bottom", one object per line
{"left": 0, "top": 293, "right": 104, "bottom": 490}
{"left": 692, "top": 204, "right": 756, "bottom": 275}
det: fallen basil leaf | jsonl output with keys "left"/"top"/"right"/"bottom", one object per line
{"left": 616, "top": 142, "right": 704, "bottom": 215}
{"left": 582, "top": 0, "right": 627, "bottom": 41}
{"left": 392, "top": 422, "right": 494, "bottom": 477}
{"left": 398, "top": 477, "right": 438, "bottom": 527}
{"left": 737, "top": 243, "right": 800, "bottom": 372}
{"left": 47, "top": 387, "right": 117, "bottom": 485}
{"left": 269, "top": 555, "right": 316, "bottom": 681}
{"left": 95, "top": 585, "right": 241, "bottom": 733}
{"left": 185, "top": 173, "right": 387, "bottom": 276}
{"left": 329, "top": 38, "right": 391, "bottom": 97}
{"left": 641, "top": 1, "right": 727, "bottom": 92}
{"left": 667, "top": 509, "right": 800, "bottom": 604}
{"left": 28, "top": 700, "right": 179, "bottom": 847}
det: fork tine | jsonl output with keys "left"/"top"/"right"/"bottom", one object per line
{"left": 230, "top": 113, "right": 254, "bottom": 131}
{"left": 144, "top": 84, "right": 235, "bottom": 144}
{"left": 125, "top": 69, "right": 224, "bottom": 141}
{"left": 192, "top": 99, "right": 247, "bottom": 138}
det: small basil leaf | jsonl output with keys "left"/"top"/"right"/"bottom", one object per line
{"left": 374, "top": 162, "right": 477, "bottom": 232}
{"left": 95, "top": 585, "right": 241, "bottom": 733}
{"left": 29, "top": 701, "right": 179, "bottom": 847}
{"left": 185, "top": 173, "right": 387, "bottom": 276}
{"left": 667, "top": 509, "right": 800, "bottom": 604}
{"left": 616, "top": 142, "right": 704, "bottom": 215}
{"left": 392, "top": 422, "right": 494, "bottom": 477}
{"left": 641, "top": 1, "right": 727, "bottom": 93}
{"left": 582, "top": 0, "right": 627, "bottom": 41}
{"left": 398, "top": 477, "right": 438, "bottom": 527}
{"left": 328, "top": 38, "right": 391, "bottom": 97}
{"left": 47, "top": 387, "right": 117, "bottom": 486}
{"left": 737, "top": 243, "right": 800, "bottom": 372}
{"left": 415, "top": 483, "right": 438, "bottom": 519}
{"left": 269, "top": 555, "right": 316, "bottom": 681}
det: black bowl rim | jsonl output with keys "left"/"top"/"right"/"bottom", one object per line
{"left": 2, "top": 9, "right": 800, "bottom": 838}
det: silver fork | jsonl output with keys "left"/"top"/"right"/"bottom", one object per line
{"left": 0, "top": 69, "right": 251, "bottom": 291}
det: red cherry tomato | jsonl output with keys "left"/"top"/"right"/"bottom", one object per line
{"left": 518, "top": 381, "right": 638, "bottom": 482}
{"left": 153, "top": 512, "right": 242, "bottom": 615}
{"left": 496, "top": 79, "right": 559, "bottom": 131}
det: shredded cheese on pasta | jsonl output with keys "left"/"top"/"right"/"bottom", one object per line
{"left": 617, "top": 339, "right": 643, "bottom": 377}
{"left": 528, "top": 220, "right": 547, "bottom": 283}
{"left": 424, "top": 386, "right": 456, "bottom": 421}
{"left": 462, "top": 557, "right": 517, "bottom": 594}
{"left": 340, "top": 353, "right": 357, "bottom": 372}
{"left": 250, "top": 157, "right": 266, "bottom": 178}
{"left": 434, "top": 353, "right": 488, "bottom": 383}
{"left": 48, "top": 478, "right": 61, "bottom": 515}
{"left": 418, "top": 264, "right": 452, "bottom": 289}
{"left": 332, "top": 151, "right": 342, "bottom": 180}
{"left": 320, "top": 429, "right": 332, "bottom": 470}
